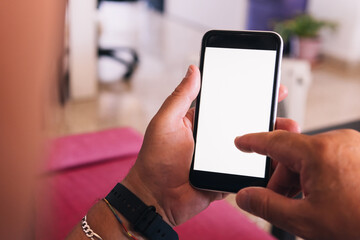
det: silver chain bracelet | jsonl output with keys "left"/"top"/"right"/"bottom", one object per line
{"left": 81, "top": 215, "right": 103, "bottom": 240}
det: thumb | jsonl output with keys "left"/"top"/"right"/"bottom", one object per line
{"left": 157, "top": 65, "right": 200, "bottom": 120}
{"left": 237, "top": 187, "right": 308, "bottom": 236}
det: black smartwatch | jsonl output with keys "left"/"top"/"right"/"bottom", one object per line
{"left": 105, "top": 183, "right": 179, "bottom": 240}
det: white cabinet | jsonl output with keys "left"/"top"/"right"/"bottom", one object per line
{"left": 281, "top": 59, "right": 312, "bottom": 129}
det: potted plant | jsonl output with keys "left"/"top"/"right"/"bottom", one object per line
{"left": 274, "top": 14, "right": 336, "bottom": 63}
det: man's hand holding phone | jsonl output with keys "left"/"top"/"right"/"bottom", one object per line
{"left": 190, "top": 30, "right": 284, "bottom": 192}
{"left": 123, "top": 65, "right": 300, "bottom": 226}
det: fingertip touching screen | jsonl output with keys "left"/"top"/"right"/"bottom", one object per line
{"left": 193, "top": 47, "right": 277, "bottom": 178}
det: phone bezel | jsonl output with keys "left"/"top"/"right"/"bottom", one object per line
{"left": 189, "top": 30, "right": 283, "bottom": 193}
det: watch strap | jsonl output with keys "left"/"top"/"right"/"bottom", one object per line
{"left": 105, "top": 183, "right": 179, "bottom": 240}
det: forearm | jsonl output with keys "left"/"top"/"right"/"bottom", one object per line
{"left": 66, "top": 173, "right": 173, "bottom": 240}
{"left": 66, "top": 200, "right": 145, "bottom": 240}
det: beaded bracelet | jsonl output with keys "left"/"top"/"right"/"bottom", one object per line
{"left": 103, "top": 198, "right": 138, "bottom": 240}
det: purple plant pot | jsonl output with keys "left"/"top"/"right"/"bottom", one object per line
{"left": 298, "top": 37, "right": 321, "bottom": 64}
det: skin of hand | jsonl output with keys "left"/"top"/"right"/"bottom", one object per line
{"left": 234, "top": 129, "right": 360, "bottom": 240}
{"left": 122, "top": 65, "right": 299, "bottom": 227}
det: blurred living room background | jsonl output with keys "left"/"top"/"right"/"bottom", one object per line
{"left": 54, "top": 0, "right": 359, "bottom": 238}
{"left": 60, "top": 0, "right": 360, "bottom": 139}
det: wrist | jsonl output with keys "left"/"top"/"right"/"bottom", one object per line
{"left": 121, "top": 170, "right": 172, "bottom": 226}
{"left": 105, "top": 181, "right": 179, "bottom": 240}
{"left": 86, "top": 201, "right": 145, "bottom": 240}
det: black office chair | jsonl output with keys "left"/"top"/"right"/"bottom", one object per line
{"left": 97, "top": 0, "right": 139, "bottom": 81}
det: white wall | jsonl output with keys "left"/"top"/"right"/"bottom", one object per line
{"left": 69, "top": 0, "right": 98, "bottom": 99}
{"left": 166, "top": 0, "right": 360, "bottom": 63}
{"left": 309, "top": 0, "right": 360, "bottom": 63}
{"left": 165, "top": 0, "right": 248, "bottom": 30}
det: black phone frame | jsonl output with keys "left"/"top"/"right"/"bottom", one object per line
{"left": 189, "top": 30, "right": 283, "bottom": 193}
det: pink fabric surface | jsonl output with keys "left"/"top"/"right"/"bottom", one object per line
{"left": 46, "top": 127, "right": 143, "bottom": 172}
{"left": 37, "top": 128, "right": 274, "bottom": 240}
{"left": 37, "top": 156, "right": 136, "bottom": 239}
{"left": 176, "top": 201, "right": 274, "bottom": 240}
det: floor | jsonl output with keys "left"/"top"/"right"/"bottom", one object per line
{"left": 305, "top": 62, "right": 360, "bottom": 131}
{"left": 55, "top": 2, "right": 360, "bottom": 236}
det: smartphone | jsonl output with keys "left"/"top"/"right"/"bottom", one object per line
{"left": 189, "top": 30, "right": 283, "bottom": 193}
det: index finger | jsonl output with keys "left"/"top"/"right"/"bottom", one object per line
{"left": 234, "top": 130, "right": 311, "bottom": 173}
{"left": 278, "top": 84, "right": 288, "bottom": 102}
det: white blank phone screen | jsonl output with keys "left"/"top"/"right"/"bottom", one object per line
{"left": 193, "top": 47, "right": 277, "bottom": 178}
